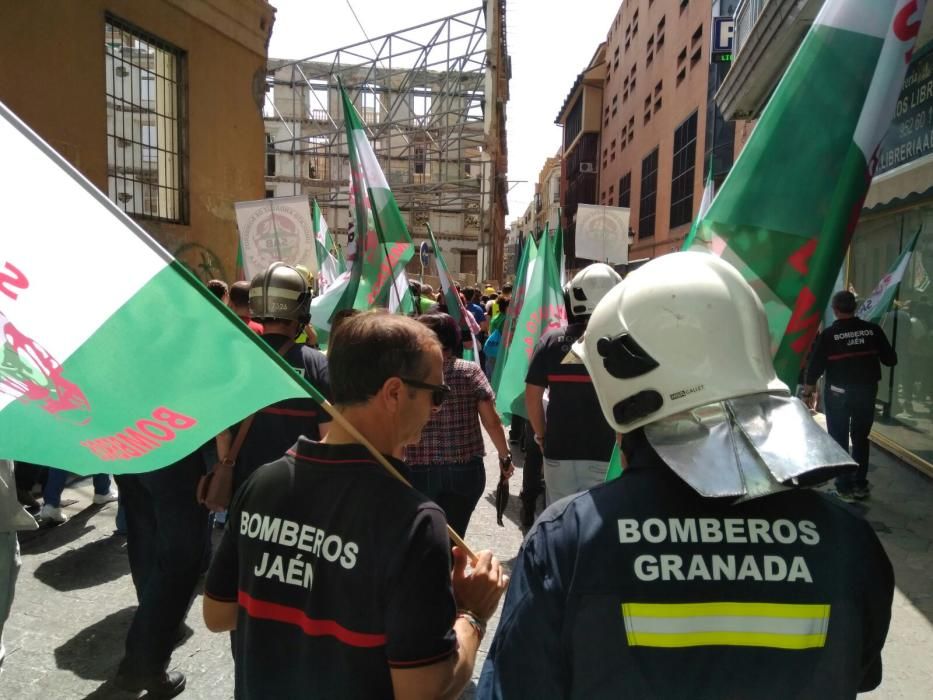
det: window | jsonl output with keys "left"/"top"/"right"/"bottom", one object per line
{"left": 265, "top": 133, "right": 276, "bottom": 176}
{"left": 670, "top": 112, "right": 698, "bottom": 228}
{"left": 413, "top": 145, "right": 426, "bottom": 175}
{"left": 412, "top": 88, "right": 431, "bottom": 126}
{"left": 362, "top": 83, "right": 381, "bottom": 124}
{"left": 618, "top": 172, "right": 631, "bottom": 208}
{"left": 265, "top": 189, "right": 275, "bottom": 199}
{"left": 692, "top": 25, "right": 704, "bottom": 46}
{"left": 639, "top": 148, "right": 658, "bottom": 238}
{"left": 105, "top": 16, "right": 186, "bottom": 222}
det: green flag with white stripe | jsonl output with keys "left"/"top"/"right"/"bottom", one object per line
{"left": 0, "top": 101, "right": 323, "bottom": 475}
{"left": 688, "top": 0, "right": 926, "bottom": 387}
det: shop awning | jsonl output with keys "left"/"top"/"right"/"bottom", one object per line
{"left": 864, "top": 152, "right": 933, "bottom": 211}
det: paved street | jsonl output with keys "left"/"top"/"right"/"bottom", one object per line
{"left": 2, "top": 431, "right": 932, "bottom": 698}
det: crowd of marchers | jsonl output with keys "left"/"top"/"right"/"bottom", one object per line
{"left": 0, "top": 253, "right": 898, "bottom": 700}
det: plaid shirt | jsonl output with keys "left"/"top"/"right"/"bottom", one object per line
{"left": 405, "top": 357, "right": 494, "bottom": 465}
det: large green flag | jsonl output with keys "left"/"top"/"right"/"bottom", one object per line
{"left": 331, "top": 80, "right": 414, "bottom": 320}
{"left": 494, "top": 227, "right": 567, "bottom": 423}
{"left": 687, "top": 0, "right": 925, "bottom": 387}
{"left": 491, "top": 234, "right": 537, "bottom": 395}
{"left": 0, "top": 101, "right": 326, "bottom": 475}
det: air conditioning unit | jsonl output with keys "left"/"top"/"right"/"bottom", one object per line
{"left": 579, "top": 162, "right": 595, "bottom": 174}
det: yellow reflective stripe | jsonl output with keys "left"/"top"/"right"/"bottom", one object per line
{"left": 621, "top": 602, "right": 831, "bottom": 650}
{"left": 624, "top": 631, "right": 828, "bottom": 649}
{"left": 622, "top": 602, "right": 830, "bottom": 619}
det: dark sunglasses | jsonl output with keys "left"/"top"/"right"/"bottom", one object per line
{"left": 400, "top": 378, "right": 451, "bottom": 406}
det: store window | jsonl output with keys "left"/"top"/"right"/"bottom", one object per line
{"left": 848, "top": 204, "right": 933, "bottom": 467}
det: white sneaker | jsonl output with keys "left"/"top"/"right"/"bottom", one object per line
{"left": 92, "top": 490, "right": 119, "bottom": 505}
{"left": 40, "top": 503, "right": 68, "bottom": 523}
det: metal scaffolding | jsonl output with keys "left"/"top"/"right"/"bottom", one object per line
{"left": 263, "top": 1, "right": 509, "bottom": 279}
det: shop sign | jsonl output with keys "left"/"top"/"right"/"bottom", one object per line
{"left": 877, "top": 46, "right": 933, "bottom": 176}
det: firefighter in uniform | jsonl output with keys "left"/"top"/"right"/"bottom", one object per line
{"left": 525, "top": 263, "right": 622, "bottom": 506}
{"left": 478, "top": 253, "right": 894, "bottom": 700}
{"left": 803, "top": 290, "right": 896, "bottom": 501}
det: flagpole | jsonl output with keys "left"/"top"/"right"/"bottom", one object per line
{"left": 317, "top": 398, "right": 477, "bottom": 562}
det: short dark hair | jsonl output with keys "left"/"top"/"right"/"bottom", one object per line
{"left": 207, "top": 279, "right": 228, "bottom": 300}
{"left": 832, "top": 291, "right": 857, "bottom": 314}
{"left": 417, "top": 313, "right": 462, "bottom": 355}
{"left": 229, "top": 280, "right": 250, "bottom": 307}
{"left": 463, "top": 287, "right": 477, "bottom": 303}
{"left": 329, "top": 312, "right": 439, "bottom": 405}
{"left": 502, "top": 283, "right": 513, "bottom": 294}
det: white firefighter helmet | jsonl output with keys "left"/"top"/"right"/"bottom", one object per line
{"left": 565, "top": 263, "right": 623, "bottom": 318}
{"left": 573, "top": 252, "right": 787, "bottom": 433}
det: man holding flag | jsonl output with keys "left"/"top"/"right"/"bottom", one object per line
{"left": 803, "top": 291, "right": 897, "bottom": 501}
{"left": 203, "top": 313, "right": 506, "bottom": 699}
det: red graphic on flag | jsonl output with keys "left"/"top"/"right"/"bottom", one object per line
{"left": 0, "top": 310, "right": 91, "bottom": 425}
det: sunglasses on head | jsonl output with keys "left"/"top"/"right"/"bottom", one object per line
{"left": 399, "top": 377, "right": 451, "bottom": 406}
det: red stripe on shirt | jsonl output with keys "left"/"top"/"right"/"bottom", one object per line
{"left": 286, "top": 450, "right": 379, "bottom": 467}
{"left": 261, "top": 407, "right": 318, "bottom": 417}
{"left": 827, "top": 350, "right": 878, "bottom": 361}
{"left": 238, "top": 590, "right": 387, "bottom": 648}
{"left": 547, "top": 374, "right": 592, "bottom": 383}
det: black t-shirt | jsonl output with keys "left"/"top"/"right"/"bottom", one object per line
{"left": 205, "top": 438, "right": 458, "bottom": 699}
{"left": 233, "top": 334, "right": 331, "bottom": 488}
{"left": 479, "top": 444, "right": 894, "bottom": 699}
{"left": 525, "top": 323, "right": 615, "bottom": 461}
{"left": 805, "top": 317, "right": 897, "bottom": 387}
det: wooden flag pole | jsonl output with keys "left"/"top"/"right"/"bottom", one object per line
{"left": 317, "top": 399, "right": 478, "bottom": 564}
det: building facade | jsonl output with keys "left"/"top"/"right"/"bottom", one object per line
{"left": 0, "top": 0, "right": 275, "bottom": 283}
{"left": 263, "top": 60, "right": 485, "bottom": 277}
{"left": 598, "top": 0, "right": 735, "bottom": 261}
{"left": 718, "top": 0, "right": 933, "bottom": 476}
{"left": 261, "top": 1, "right": 509, "bottom": 281}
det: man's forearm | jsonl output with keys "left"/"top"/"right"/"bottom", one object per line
{"left": 524, "top": 386, "right": 547, "bottom": 439}
{"left": 439, "top": 618, "right": 482, "bottom": 700}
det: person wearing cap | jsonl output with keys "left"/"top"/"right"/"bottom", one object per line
{"left": 478, "top": 253, "right": 894, "bottom": 700}
{"left": 803, "top": 291, "right": 896, "bottom": 501}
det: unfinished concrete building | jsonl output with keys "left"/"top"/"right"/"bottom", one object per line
{"left": 263, "top": 1, "right": 509, "bottom": 281}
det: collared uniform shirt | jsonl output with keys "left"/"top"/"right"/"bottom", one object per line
{"left": 206, "top": 439, "right": 457, "bottom": 699}
{"left": 478, "top": 446, "right": 894, "bottom": 700}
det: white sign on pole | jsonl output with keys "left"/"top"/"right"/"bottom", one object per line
{"left": 575, "top": 204, "right": 630, "bottom": 264}
{"left": 234, "top": 195, "right": 317, "bottom": 281}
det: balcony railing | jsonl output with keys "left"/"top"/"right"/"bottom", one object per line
{"left": 734, "top": 0, "right": 772, "bottom": 58}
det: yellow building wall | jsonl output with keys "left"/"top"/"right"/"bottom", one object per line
{"left": 0, "top": 0, "right": 274, "bottom": 282}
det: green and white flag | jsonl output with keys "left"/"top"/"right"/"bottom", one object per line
{"left": 0, "top": 101, "right": 323, "bottom": 475}
{"left": 688, "top": 0, "right": 926, "bottom": 387}
{"left": 491, "top": 234, "right": 537, "bottom": 395}
{"left": 494, "top": 227, "right": 567, "bottom": 423}
{"left": 312, "top": 199, "right": 343, "bottom": 291}
{"left": 857, "top": 228, "right": 922, "bottom": 323}
{"left": 331, "top": 80, "right": 415, "bottom": 321}
{"left": 427, "top": 225, "right": 480, "bottom": 336}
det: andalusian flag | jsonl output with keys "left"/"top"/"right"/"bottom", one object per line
{"left": 331, "top": 80, "right": 415, "bottom": 320}
{"left": 490, "top": 234, "right": 537, "bottom": 394}
{"left": 857, "top": 228, "right": 922, "bottom": 323}
{"left": 311, "top": 199, "right": 343, "bottom": 292}
{"left": 688, "top": 0, "right": 926, "bottom": 387}
{"left": 0, "top": 101, "right": 324, "bottom": 474}
{"left": 427, "top": 225, "right": 480, "bottom": 335}
{"left": 494, "top": 227, "right": 566, "bottom": 423}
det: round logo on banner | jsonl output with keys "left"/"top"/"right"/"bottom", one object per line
{"left": 243, "top": 208, "right": 311, "bottom": 276}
